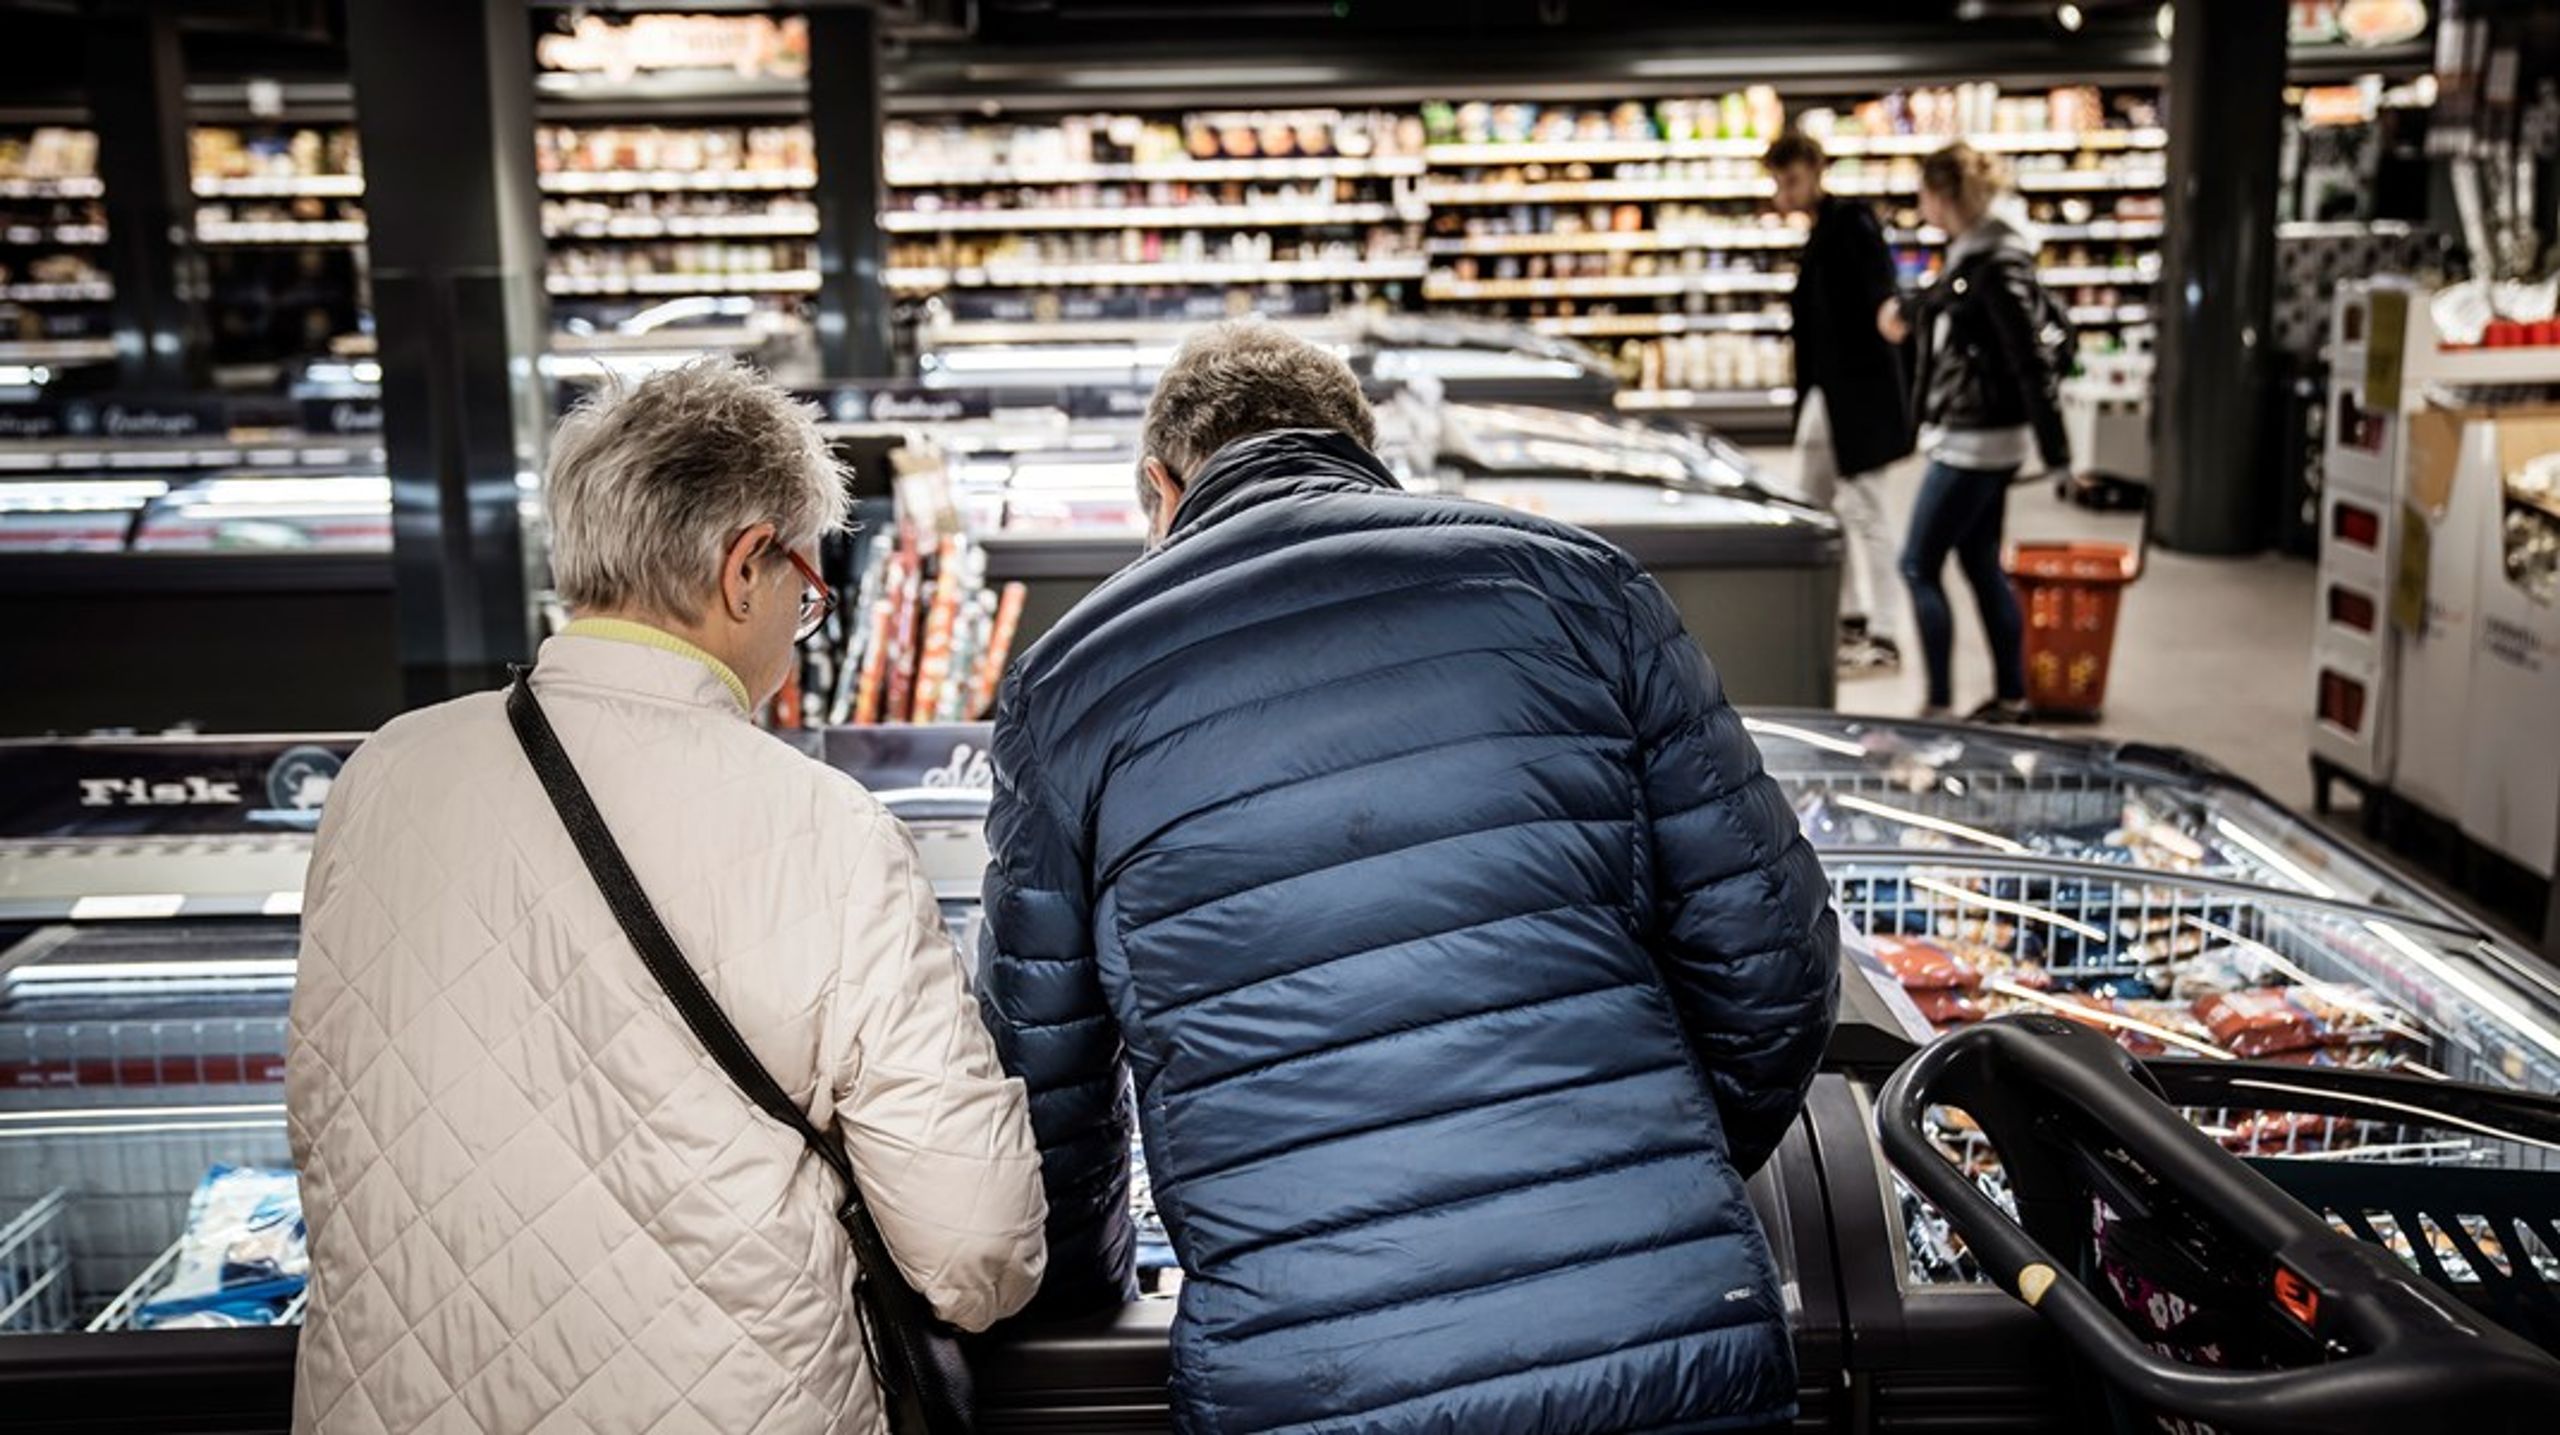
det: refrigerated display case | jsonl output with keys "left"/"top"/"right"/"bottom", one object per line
{"left": 0, "top": 436, "right": 397, "bottom": 735}
{"left": 5, "top": 715, "right": 2557, "bottom": 1432}
{"left": 820, "top": 372, "right": 1842, "bottom": 706}
{"left": 1746, "top": 711, "right": 2560, "bottom": 1418}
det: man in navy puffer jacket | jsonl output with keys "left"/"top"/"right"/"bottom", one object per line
{"left": 979, "top": 321, "right": 1840, "bottom": 1434}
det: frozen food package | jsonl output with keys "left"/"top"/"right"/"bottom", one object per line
{"left": 2285, "top": 982, "right": 2425, "bottom": 1051}
{"left": 136, "top": 1165, "right": 307, "bottom": 1329}
{"left": 1946, "top": 940, "right": 2052, "bottom": 991}
{"left": 1914, "top": 988, "right": 1988, "bottom": 1027}
{"left": 2107, "top": 998, "right": 2224, "bottom": 1059}
{"left": 2191, "top": 988, "right": 2328, "bottom": 1059}
{"left": 1874, "top": 936, "right": 1977, "bottom": 992}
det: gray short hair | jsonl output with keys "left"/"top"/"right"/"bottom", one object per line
{"left": 1140, "top": 320, "right": 1376, "bottom": 484}
{"left": 545, "top": 358, "right": 849, "bottom": 620}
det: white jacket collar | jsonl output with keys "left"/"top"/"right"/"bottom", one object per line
{"left": 531, "top": 631, "right": 752, "bottom": 717}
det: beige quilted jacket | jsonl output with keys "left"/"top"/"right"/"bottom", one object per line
{"left": 286, "top": 634, "right": 1047, "bottom": 1435}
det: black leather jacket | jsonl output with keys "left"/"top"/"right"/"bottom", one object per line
{"left": 1908, "top": 230, "right": 2070, "bottom": 470}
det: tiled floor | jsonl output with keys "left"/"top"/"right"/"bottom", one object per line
{"left": 1744, "top": 450, "right": 2320, "bottom": 809}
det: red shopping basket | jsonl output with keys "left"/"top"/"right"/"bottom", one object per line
{"left": 2006, "top": 540, "right": 2141, "bottom": 718}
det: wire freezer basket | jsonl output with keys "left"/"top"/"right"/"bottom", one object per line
{"left": 0, "top": 1189, "right": 74, "bottom": 1333}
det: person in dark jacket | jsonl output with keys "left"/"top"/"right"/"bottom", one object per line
{"left": 1766, "top": 131, "right": 1915, "bottom": 674}
{"left": 1879, "top": 142, "right": 2073, "bottom": 725}
{"left": 978, "top": 319, "right": 1840, "bottom": 1435}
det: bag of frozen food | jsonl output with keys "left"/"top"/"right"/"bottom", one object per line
{"left": 2107, "top": 998, "right": 2224, "bottom": 1059}
{"left": 2286, "top": 982, "right": 2425, "bottom": 1051}
{"left": 1946, "top": 940, "right": 2053, "bottom": 991}
{"left": 135, "top": 1165, "right": 307, "bottom": 1330}
{"left": 2191, "top": 988, "right": 2328, "bottom": 1059}
{"left": 1913, "top": 988, "right": 1988, "bottom": 1027}
{"left": 2160, "top": 944, "right": 2283, "bottom": 1001}
{"left": 1874, "top": 935, "right": 1975, "bottom": 992}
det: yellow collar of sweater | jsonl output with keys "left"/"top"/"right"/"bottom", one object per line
{"left": 559, "top": 617, "right": 752, "bottom": 713}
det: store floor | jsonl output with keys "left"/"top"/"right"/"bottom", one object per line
{"left": 1741, "top": 450, "right": 2318, "bottom": 809}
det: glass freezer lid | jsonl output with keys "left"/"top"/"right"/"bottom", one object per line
{"left": 1746, "top": 713, "right": 2448, "bottom": 918}
{"left": 1463, "top": 476, "right": 1804, "bottom": 529}
{"left": 1828, "top": 855, "right": 2560, "bottom": 1093}
{"left": 1436, "top": 400, "right": 1766, "bottom": 495}
{"left": 1835, "top": 855, "right": 2560, "bottom": 1296}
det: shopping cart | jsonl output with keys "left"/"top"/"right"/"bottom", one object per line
{"left": 1880, "top": 1017, "right": 2560, "bottom": 1433}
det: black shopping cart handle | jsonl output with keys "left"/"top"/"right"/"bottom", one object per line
{"left": 1877, "top": 1016, "right": 2560, "bottom": 1434}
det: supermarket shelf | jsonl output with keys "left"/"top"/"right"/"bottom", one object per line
{"left": 2014, "top": 168, "right": 2166, "bottom": 192}
{"left": 0, "top": 338, "right": 116, "bottom": 366}
{"left": 538, "top": 168, "right": 816, "bottom": 194}
{"left": 888, "top": 258, "right": 1428, "bottom": 289}
{"left": 2509, "top": 485, "right": 2560, "bottom": 524}
{"left": 1427, "top": 179, "right": 1774, "bottom": 204}
{"left": 1428, "top": 228, "right": 1805, "bottom": 256}
{"left": 1529, "top": 311, "right": 1790, "bottom": 338}
{"left": 545, "top": 212, "right": 819, "bottom": 239}
{"left": 1, "top": 224, "right": 107, "bottom": 247}
{"left": 194, "top": 220, "right": 368, "bottom": 246}
{"left": 2069, "top": 304, "right": 2155, "bottom": 326}
{"left": 0, "top": 177, "right": 103, "bottom": 200}
{"left": 1615, "top": 386, "right": 1798, "bottom": 412}
{"left": 545, "top": 270, "right": 820, "bottom": 296}
{"left": 1424, "top": 272, "right": 1793, "bottom": 301}
{"left": 1888, "top": 219, "right": 2167, "bottom": 245}
{"left": 1432, "top": 220, "right": 2164, "bottom": 259}
{"left": 1431, "top": 170, "right": 2159, "bottom": 204}
{"left": 886, "top": 155, "right": 1426, "bottom": 186}
{"left": 1833, "top": 126, "right": 2167, "bottom": 156}
{"left": 2039, "top": 263, "right": 2158, "bottom": 286}
{"left": 1422, "top": 128, "right": 2166, "bottom": 166}
{"left": 2410, "top": 344, "right": 2560, "bottom": 386}
{"left": 925, "top": 316, "right": 1351, "bottom": 345}
{"left": 190, "top": 175, "right": 365, "bottom": 198}
{"left": 881, "top": 203, "right": 1417, "bottom": 233}
{"left": 0, "top": 281, "right": 110, "bottom": 303}
{"left": 1426, "top": 137, "right": 1776, "bottom": 165}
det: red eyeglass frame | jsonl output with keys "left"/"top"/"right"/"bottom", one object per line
{"left": 785, "top": 548, "right": 837, "bottom": 643}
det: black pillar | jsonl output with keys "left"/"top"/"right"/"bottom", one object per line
{"left": 809, "top": 4, "right": 895, "bottom": 378}
{"left": 84, "top": 4, "right": 208, "bottom": 394}
{"left": 2152, "top": 0, "right": 2288, "bottom": 555}
{"left": 345, "top": 0, "right": 550, "bottom": 707}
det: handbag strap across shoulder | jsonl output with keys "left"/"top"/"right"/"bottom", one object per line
{"left": 503, "top": 667, "right": 865, "bottom": 1211}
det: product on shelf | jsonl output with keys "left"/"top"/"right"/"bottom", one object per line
{"left": 536, "top": 12, "right": 807, "bottom": 82}
{"left": 537, "top": 123, "right": 816, "bottom": 178}
{"left": 831, "top": 447, "right": 1030, "bottom": 727}
{"left": 0, "top": 127, "right": 99, "bottom": 181}
{"left": 190, "top": 127, "right": 362, "bottom": 182}
{"left": 885, "top": 109, "right": 1423, "bottom": 179}
{"left": 549, "top": 239, "right": 813, "bottom": 279}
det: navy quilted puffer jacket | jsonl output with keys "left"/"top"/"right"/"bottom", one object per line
{"left": 979, "top": 428, "right": 1840, "bottom": 1435}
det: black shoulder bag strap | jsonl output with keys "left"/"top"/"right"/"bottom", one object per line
{"left": 504, "top": 668, "right": 973, "bottom": 1435}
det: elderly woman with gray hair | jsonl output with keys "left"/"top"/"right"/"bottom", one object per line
{"left": 285, "top": 359, "right": 1047, "bottom": 1435}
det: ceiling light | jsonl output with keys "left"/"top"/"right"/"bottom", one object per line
{"left": 2056, "top": 4, "right": 2085, "bottom": 32}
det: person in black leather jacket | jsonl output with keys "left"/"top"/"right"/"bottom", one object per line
{"left": 1878, "top": 142, "right": 2072, "bottom": 724}
{"left": 1765, "top": 131, "right": 1914, "bottom": 674}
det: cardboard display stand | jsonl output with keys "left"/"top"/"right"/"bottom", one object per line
{"left": 2390, "top": 408, "right": 2501, "bottom": 818}
{"left": 2461, "top": 415, "right": 2560, "bottom": 878}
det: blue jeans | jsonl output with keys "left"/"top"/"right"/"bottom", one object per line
{"left": 1900, "top": 460, "right": 2025, "bottom": 709}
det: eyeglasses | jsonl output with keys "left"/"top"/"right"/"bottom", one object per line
{"left": 785, "top": 548, "right": 836, "bottom": 643}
